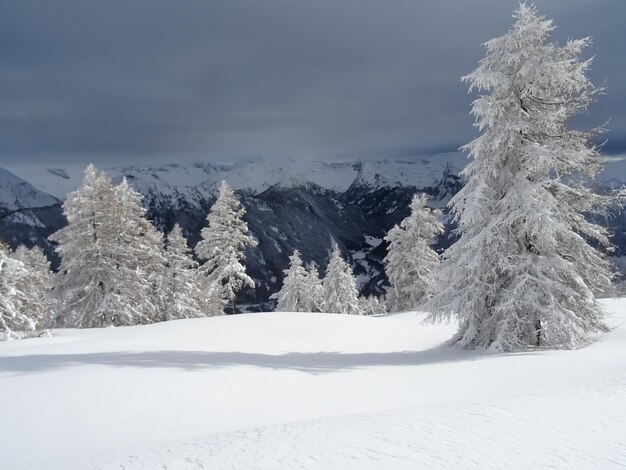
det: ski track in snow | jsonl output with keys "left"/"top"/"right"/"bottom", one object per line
{"left": 1, "top": 300, "right": 626, "bottom": 469}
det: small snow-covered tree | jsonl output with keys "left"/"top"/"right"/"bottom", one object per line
{"left": 163, "top": 224, "right": 205, "bottom": 320}
{"left": 384, "top": 193, "right": 443, "bottom": 311}
{"left": 428, "top": 4, "right": 614, "bottom": 350}
{"left": 359, "top": 295, "right": 387, "bottom": 316}
{"left": 271, "top": 249, "right": 309, "bottom": 312}
{"left": 13, "top": 245, "right": 55, "bottom": 329}
{"left": 322, "top": 245, "right": 362, "bottom": 315}
{"left": 195, "top": 181, "right": 257, "bottom": 313}
{"left": 0, "top": 242, "right": 34, "bottom": 340}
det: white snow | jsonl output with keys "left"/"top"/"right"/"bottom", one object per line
{"left": 1, "top": 299, "right": 625, "bottom": 469}
{"left": 364, "top": 235, "right": 383, "bottom": 247}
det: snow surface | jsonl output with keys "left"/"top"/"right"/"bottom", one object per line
{"left": 1, "top": 300, "right": 625, "bottom": 469}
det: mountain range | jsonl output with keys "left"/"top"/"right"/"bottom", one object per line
{"left": 2, "top": 152, "right": 625, "bottom": 309}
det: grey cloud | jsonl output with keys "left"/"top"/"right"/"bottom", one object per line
{"left": 0, "top": 0, "right": 624, "bottom": 167}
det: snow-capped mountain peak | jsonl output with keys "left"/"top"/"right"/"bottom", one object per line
{"left": 0, "top": 168, "right": 59, "bottom": 213}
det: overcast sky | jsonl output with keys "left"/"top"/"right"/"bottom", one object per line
{"left": 1, "top": 0, "right": 625, "bottom": 167}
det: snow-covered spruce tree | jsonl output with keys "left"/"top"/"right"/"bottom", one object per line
{"left": 427, "top": 4, "right": 613, "bottom": 350}
{"left": 50, "top": 165, "right": 123, "bottom": 327}
{"left": 384, "top": 193, "right": 443, "bottom": 312}
{"left": 50, "top": 166, "right": 165, "bottom": 327}
{"left": 303, "top": 265, "right": 324, "bottom": 312}
{"left": 195, "top": 181, "right": 257, "bottom": 313}
{"left": 0, "top": 242, "right": 34, "bottom": 340}
{"left": 359, "top": 295, "right": 387, "bottom": 316}
{"left": 271, "top": 249, "right": 309, "bottom": 312}
{"left": 113, "top": 178, "right": 167, "bottom": 323}
{"left": 163, "top": 224, "right": 205, "bottom": 320}
{"left": 322, "top": 245, "right": 362, "bottom": 315}
{"left": 12, "top": 245, "right": 55, "bottom": 329}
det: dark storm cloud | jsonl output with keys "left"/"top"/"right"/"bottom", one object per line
{"left": 1, "top": 0, "right": 625, "bottom": 166}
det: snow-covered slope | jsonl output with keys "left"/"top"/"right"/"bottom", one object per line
{"left": 1, "top": 299, "right": 625, "bottom": 469}
{"left": 0, "top": 168, "right": 59, "bottom": 213}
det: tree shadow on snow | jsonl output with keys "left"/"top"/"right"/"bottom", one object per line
{"left": 0, "top": 346, "right": 538, "bottom": 375}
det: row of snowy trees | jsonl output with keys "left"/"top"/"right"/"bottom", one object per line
{"left": 271, "top": 246, "right": 385, "bottom": 316}
{"left": 0, "top": 186, "right": 433, "bottom": 338}
{"left": 49, "top": 166, "right": 257, "bottom": 328}
{"left": 0, "top": 166, "right": 259, "bottom": 337}
{"left": 271, "top": 193, "right": 441, "bottom": 316}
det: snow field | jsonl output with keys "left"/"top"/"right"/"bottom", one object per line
{"left": 0, "top": 300, "right": 625, "bottom": 469}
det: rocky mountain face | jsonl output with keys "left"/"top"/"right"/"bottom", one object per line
{"left": 2, "top": 152, "right": 625, "bottom": 308}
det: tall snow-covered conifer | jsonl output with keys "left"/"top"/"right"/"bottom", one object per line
{"left": 113, "top": 178, "right": 167, "bottom": 323}
{"left": 384, "top": 193, "right": 443, "bottom": 311}
{"left": 50, "top": 166, "right": 165, "bottom": 327}
{"left": 50, "top": 165, "right": 124, "bottom": 327}
{"left": 428, "top": 4, "right": 613, "bottom": 350}
{"left": 163, "top": 224, "right": 205, "bottom": 320}
{"left": 13, "top": 245, "right": 55, "bottom": 329}
{"left": 271, "top": 249, "right": 309, "bottom": 312}
{"left": 322, "top": 245, "right": 362, "bottom": 315}
{"left": 195, "top": 181, "right": 257, "bottom": 313}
